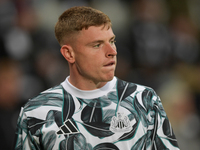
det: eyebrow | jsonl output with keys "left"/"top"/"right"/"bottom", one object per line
{"left": 87, "top": 35, "right": 116, "bottom": 46}
{"left": 110, "top": 35, "right": 116, "bottom": 41}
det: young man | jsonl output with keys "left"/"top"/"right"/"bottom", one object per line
{"left": 14, "top": 6, "right": 179, "bottom": 150}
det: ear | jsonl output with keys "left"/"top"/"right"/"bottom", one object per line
{"left": 60, "top": 45, "right": 75, "bottom": 63}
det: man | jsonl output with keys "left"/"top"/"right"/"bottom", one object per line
{"left": 14, "top": 6, "right": 179, "bottom": 150}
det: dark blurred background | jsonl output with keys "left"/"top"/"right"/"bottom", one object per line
{"left": 0, "top": 0, "right": 200, "bottom": 149}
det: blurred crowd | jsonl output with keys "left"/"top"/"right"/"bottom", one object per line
{"left": 0, "top": 0, "right": 200, "bottom": 149}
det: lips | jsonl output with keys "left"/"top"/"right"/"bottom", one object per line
{"left": 104, "top": 61, "right": 115, "bottom": 66}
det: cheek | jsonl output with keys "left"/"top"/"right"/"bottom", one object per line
{"left": 87, "top": 55, "right": 102, "bottom": 65}
{"left": 87, "top": 60, "right": 100, "bottom": 70}
{"left": 75, "top": 50, "right": 104, "bottom": 70}
{"left": 77, "top": 59, "right": 98, "bottom": 72}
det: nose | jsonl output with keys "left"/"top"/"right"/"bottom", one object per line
{"left": 106, "top": 43, "right": 117, "bottom": 58}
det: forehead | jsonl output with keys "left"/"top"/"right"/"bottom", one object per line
{"left": 78, "top": 25, "right": 115, "bottom": 42}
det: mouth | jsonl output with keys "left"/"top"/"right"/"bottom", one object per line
{"left": 104, "top": 61, "right": 115, "bottom": 67}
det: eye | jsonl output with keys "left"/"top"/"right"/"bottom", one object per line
{"left": 110, "top": 40, "right": 116, "bottom": 45}
{"left": 94, "top": 43, "right": 101, "bottom": 48}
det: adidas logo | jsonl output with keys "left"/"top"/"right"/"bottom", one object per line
{"left": 57, "top": 119, "right": 79, "bottom": 135}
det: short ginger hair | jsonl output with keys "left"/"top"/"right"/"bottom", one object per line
{"left": 55, "top": 6, "right": 111, "bottom": 46}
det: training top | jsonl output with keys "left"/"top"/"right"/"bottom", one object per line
{"left": 14, "top": 76, "right": 179, "bottom": 150}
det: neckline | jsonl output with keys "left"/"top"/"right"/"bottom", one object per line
{"left": 61, "top": 76, "right": 117, "bottom": 99}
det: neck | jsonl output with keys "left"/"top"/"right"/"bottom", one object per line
{"left": 68, "top": 76, "right": 107, "bottom": 91}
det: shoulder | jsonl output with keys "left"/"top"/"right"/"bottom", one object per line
{"left": 22, "top": 85, "right": 64, "bottom": 114}
{"left": 116, "top": 78, "right": 157, "bottom": 97}
{"left": 116, "top": 78, "right": 161, "bottom": 109}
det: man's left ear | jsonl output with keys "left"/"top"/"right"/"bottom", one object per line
{"left": 60, "top": 45, "right": 75, "bottom": 63}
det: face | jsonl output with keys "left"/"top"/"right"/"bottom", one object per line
{"left": 70, "top": 25, "right": 117, "bottom": 84}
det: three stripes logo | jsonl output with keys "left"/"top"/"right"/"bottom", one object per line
{"left": 57, "top": 119, "right": 79, "bottom": 135}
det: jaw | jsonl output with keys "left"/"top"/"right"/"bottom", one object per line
{"left": 100, "top": 68, "right": 116, "bottom": 82}
{"left": 68, "top": 61, "right": 116, "bottom": 90}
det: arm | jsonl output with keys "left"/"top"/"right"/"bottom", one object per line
{"left": 14, "top": 108, "right": 39, "bottom": 150}
{"left": 148, "top": 89, "right": 180, "bottom": 150}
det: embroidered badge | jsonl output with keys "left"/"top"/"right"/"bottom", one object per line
{"left": 57, "top": 119, "right": 79, "bottom": 135}
{"left": 110, "top": 112, "right": 132, "bottom": 133}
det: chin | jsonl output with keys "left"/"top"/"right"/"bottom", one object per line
{"left": 104, "top": 74, "right": 115, "bottom": 82}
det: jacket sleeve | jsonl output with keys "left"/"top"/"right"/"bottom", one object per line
{"left": 14, "top": 107, "right": 39, "bottom": 150}
{"left": 147, "top": 89, "right": 180, "bottom": 150}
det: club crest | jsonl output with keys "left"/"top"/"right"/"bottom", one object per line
{"left": 110, "top": 112, "right": 132, "bottom": 133}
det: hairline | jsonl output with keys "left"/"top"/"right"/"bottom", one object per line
{"left": 61, "top": 23, "right": 112, "bottom": 46}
